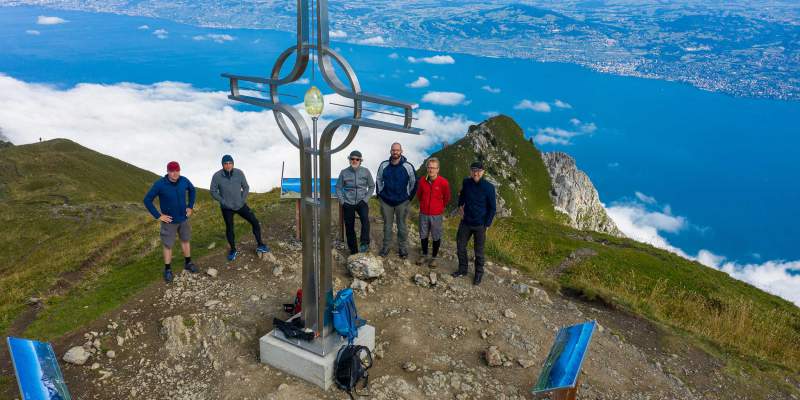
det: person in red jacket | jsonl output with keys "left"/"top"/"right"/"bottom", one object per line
{"left": 415, "top": 157, "right": 451, "bottom": 268}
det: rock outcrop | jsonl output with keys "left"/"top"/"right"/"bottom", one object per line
{"left": 541, "top": 152, "right": 624, "bottom": 237}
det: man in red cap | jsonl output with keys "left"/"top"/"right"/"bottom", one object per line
{"left": 144, "top": 161, "right": 198, "bottom": 283}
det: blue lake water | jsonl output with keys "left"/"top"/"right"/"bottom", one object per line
{"left": 1, "top": 5, "right": 798, "bottom": 266}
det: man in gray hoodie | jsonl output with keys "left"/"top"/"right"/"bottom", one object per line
{"left": 335, "top": 150, "right": 375, "bottom": 255}
{"left": 210, "top": 154, "right": 269, "bottom": 262}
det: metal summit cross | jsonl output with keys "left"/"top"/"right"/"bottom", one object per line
{"left": 222, "top": 0, "right": 421, "bottom": 356}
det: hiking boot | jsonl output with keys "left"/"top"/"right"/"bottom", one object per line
{"left": 256, "top": 244, "right": 270, "bottom": 254}
{"left": 227, "top": 249, "right": 239, "bottom": 262}
{"left": 163, "top": 269, "right": 174, "bottom": 283}
{"left": 473, "top": 274, "right": 483, "bottom": 286}
{"left": 398, "top": 250, "right": 409, "bottom": 260}
{"left": 415, "top": 255, "right": 428, "bottom": 266}
{"left": 451, "top": 270, "right": 467, "bottom": 278}
{"left": 379, "top": 248, "right": 389, "bottom": 257}
{"left": 184, "top": 262, "right": 198, "bottom": 273}
{"left": 428, "top": 257, "right": 438, "bottom": 269}
{"left": 359, "top": 243, "right": 370, "bottom": 253}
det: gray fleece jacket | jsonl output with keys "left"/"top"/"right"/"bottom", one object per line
{"left": 335, "top": 166, "right": 375, "bottom": 205}
{"left": 210, "top": 168, "right": 249, "bottom": 211}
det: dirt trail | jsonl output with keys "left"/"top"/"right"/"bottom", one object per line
{"left": 30, "top": 210, "right": 789, "bottom": 400}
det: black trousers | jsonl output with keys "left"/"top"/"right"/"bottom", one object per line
{"left": 456, "top": 221, "right": 486, "bottom": 276}
{"left": 342, "top": 200, "right": 370, "bottom": 253}
{"left": 221, "top": 204, "right": 263, "bottom": 250}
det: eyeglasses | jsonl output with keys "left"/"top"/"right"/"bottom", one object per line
{"left": 350, "top": 158, "right": 362, "bottom": 161}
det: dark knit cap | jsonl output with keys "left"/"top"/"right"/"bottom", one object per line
{"left": 470, "top": 161, "right": 484, "bottom": 170}
{"left": 221, "top": 154, "right": 234, "bottom": 164}
{"left": 349, "top": 150, "right": 363, "bottom": 159}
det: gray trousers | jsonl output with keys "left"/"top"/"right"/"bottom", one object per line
{"left": 380, "top": 199, "right": 409, "bottom": 253}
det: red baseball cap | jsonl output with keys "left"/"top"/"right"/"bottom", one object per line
{"left": 166, "top": 161, "right": 180, "bottom": 172}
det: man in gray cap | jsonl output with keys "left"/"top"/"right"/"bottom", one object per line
{"left": 453, "top": 161, "right": 496, "bottom": 285}
{"left": 210, "top": 154, "right": 270, "bottom": 262}
{"left": 336, "top": 150, "right": 375, "bottom": 255}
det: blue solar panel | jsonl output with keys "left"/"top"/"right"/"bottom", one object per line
{"left": 280, "top": 178, "right": 339, "bottom": 199}
{"left": 7, "top": 337, "right": 72, "bottom": 400}
{"left": 532, "top": 320, "right": 596, "bottom": 395}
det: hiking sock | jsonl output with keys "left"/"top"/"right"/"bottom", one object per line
{"left": 164, "top": 263, "right": 171, "bottom": 271}
{"left": 184, "top": 257, "right": 192, "bottom": 265}
{"left": 421, "top": 238, "right": 429, "bottom": 256}
{"left": 432, "top": 240, "right": 441, "bottom": 258}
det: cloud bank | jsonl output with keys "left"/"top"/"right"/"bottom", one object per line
{"left": 357, "top": 36, "right": 385, "bottom": 45}
{"left": 193, "top": 34, "right": 235, "bottom": 43}
{"left": 0, "top": 75, "right": 473, "bottom": 194}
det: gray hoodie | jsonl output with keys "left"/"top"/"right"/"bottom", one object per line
{"left": 336, "top": 166, "right": 375, "bottom": 205}
{"left": 210, "top": 168, "right": 249, "bottom": 211}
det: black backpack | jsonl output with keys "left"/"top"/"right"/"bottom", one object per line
{"left": 334, "top": 344, "right": 372, "bottom": 399}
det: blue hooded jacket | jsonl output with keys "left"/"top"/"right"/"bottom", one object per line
{"left": 143, "top": 175, "right": 196, "bottom": 223}
{"left": 376, "top": 156, "right": 417, "bottom": 206}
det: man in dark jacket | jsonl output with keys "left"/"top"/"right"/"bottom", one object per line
{"left": 143, "top": 161, "right": 198, "bottom": 283}
{"left": 452, "top": 161, "right": 496, "bottom": 285}
{"left": 376, "top": 142, "right": 417, "bottom": 258}
{"left": 210, "top": 154, "right": 269, "bottom": 262}
{"left": 335, "top": 150, "right": 375, "bottom": 255}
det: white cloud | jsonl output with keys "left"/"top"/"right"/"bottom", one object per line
{"left": 0, "top": 75, "right": 472, "bottom": 195}
{"left": 534, "top": 134, "right": 570, "bottom": 146}
{"left": 554, "top": 99, "right": 572, "bottom": 109}
{"left": 329, "top": 30, "right": 347, "bottom": 39}
{"left": 608, "top": 162, "right": 620, "bottom": 168}
{"left": 388, "top": 52, "right": 399, "bottom": 59}
{"left": 406, "top": 77, "right": 430, "bottom": 89}
{"left": 514, "top": 99, "right": 550, "bottom": 112}
{"left": 138, "top": 25, "right": 150, "bottom": 30}
{"left": 289, "top": 77, "right": 310, "bottom": 85}
{"left": 606, "top": 194, "right": 800, "bottom": 306}
{"left": 474, "top": 75, "right": 487, "bottom": 80}
{"left": 25, "top": 30, "right": 41, "bottom": 35}
{"left": 635, "top": 191, "right": 657, "bottom": 204}
{"left": 357, "top": 36, "right": 385, "bottom": 45}
{"left": 37, "top": 16, "right": 67, "bottom": 25}
{"left": 481, "top": 85, "right": 501, "bottom": 94}
{"left": 531, "top": 123, "right": 598, "bottom": 146}
{"left": 407, "top": 55, "right": 455, "bottom": 65}
{"left": 421, "top": 91, "right": 466, "bottom": 106}
{"left": 193, "top": 33, "right": 235, "bottom": 43}
{"left": 481, "top": 111, "right": 499, "bottom": 118}
{"left": 153, "top": 29, "right": 168, "bottom": 39}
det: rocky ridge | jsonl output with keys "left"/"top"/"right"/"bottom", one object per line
{"left": 541, "top": 152, "right": 625, "bottom": 237}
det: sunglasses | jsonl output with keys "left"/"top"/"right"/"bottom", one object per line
{"left": 350, "top": 157, "right": 362, "bottom": 161}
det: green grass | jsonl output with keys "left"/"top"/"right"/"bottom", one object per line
{"left": 0, "top": 139, "right": 281, "bottom": 340}
{"left": 484, "top": 215, "right": 800, "bottom": 376}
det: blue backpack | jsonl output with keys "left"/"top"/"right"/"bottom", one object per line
{"left": 332, "top": 288, "right": 366, "bottom": 343}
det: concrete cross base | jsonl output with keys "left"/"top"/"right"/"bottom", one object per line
{"left": 259, "top": 325, "right": 376, "bottom": 390}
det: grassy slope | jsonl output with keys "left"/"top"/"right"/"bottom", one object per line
{"left": 0, "top": 139, "right": 264, "bottom": 339}
{"left": 429, "top": 116, "right": 799, "bottom": 383}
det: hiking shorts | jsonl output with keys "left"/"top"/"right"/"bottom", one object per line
{"left": 419, "top": 213, "right": 444, "bottom": 241}
{"left": 160, "top": 220, "right": 191, "bottom": 247}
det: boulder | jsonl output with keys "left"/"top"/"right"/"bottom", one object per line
{"left": 484, "top": 346, "right": 503, "bottom": 367}
{"left": 63, "top": 346, "right": 91, "bottom": 365}
{"left": 161, "top": 315, "right": 191, "bottom": 357}
{"left": 346, "top": 253, "right": 385, "bottom": 279}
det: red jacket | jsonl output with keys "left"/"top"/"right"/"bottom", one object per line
{"left": 416, "top": 175, "right": 451, "bottom": 216}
